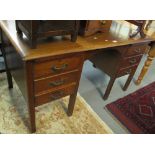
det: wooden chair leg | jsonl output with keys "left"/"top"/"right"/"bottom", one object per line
{"left": 136, "top": 55, "right": 154, "bottom": 85}
{"left": 130, "top": 27, "right": 141, "bottom": 38}
{"left": 6, "top": 70, "right": 13, "bottom": 89}
{"left": 136, "top": 43, "right": 155, "bottom": 85}
{"left": 1, "top": 45, "right": 13, "bottom": 89}
{"left": 103, "top": 77, "right": 116, "bottom": 100}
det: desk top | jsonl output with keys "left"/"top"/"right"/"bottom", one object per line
{"left": 0, "top": 20, "right": 155, "bottom": 61}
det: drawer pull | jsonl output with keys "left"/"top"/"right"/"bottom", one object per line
{"left": 51, "top": 64, "right": 68, "bottom": 72}
{"left": 129, "top": 59, "right": 137, "bottom": 64}
{"left": 125, "top": 69, "right": 132, "bottom": 74}
{"left": 134, "top": 48, "right": 141, "bottom": 53}
{"left": 49, "top": 79, "right": 65, "bottom": 86}
{"left": 50, "top": 91, "right": 64, "bottom": 100}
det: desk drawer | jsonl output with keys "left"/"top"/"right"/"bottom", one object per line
{"left": 34, "top": 71, "right": 78, "bottom": 95}
{"left": 126, "top": 44, "right": 149, "bottom": 56}
{"left": 35, "top": 84, "right": 76, "bottom": 106}
{"left": 120, "top": 55, "right": 142, "bottom": 69}
{"left": 34, "top": 56, "right": 81, "bottom": 79}
{"left": 117, "top": 65, "right": 137, "bottom": 77}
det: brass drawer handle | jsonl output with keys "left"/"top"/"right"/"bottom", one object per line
{"left": 51, "top": 64, "right": 68, "bottom": 72}
{"left": 129, "top": 58, "right": 137, "bottom": 64}
{"left": 50, "top": 91, "right": 64, "bottom": 100}
{"left": 49, "top": 79, "right": 65, "bottom": 86}
{"left": 134, "top": 48, "right": 141, "bottom": 53}
{"left": 125, "top": 69, "right": 132, "bottom": 74}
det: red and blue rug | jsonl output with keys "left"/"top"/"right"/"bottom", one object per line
{"left": 106, "top": 82, "right": 155, "bottom": 134}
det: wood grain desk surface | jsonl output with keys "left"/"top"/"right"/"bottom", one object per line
{"left": 0, "top": 20, "right": 155, "bottom": 61}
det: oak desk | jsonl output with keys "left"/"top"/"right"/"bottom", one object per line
{"left": 0, "top": 20, "right": 154, "bottom": 133}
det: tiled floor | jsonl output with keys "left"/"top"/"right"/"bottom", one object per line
{"left": 78, "top": 55, "right": 155, "bottom": 133}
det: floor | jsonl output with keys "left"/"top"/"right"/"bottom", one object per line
{"left": 0, "top": 51, "right": 5, "bottom": 72}
{"left": 78, "top": 55, "right": 155, "bottom": 133}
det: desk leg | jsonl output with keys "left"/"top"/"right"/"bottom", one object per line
{"left": 103, "top": 77, "right": 116, "bottom": 100}
{"left": 67, "top": 72, "right": 81, "bottom": 116}
{"left": 28, "top": 102, "right": 36, "bottom": 133}
{"left": 123, "top": 69, "right": 136, "bottom": 91}
{"left": 26, "top": 62, "right": 36, "bottom": 133}
{"left": 67, "top": 91, "right": 78, "bottom": 116}
{"left": 136, "top": 43, "right": 155, "bottom": 85}
{"left": 67, "top": 58, "right": 84, "bottom": 116}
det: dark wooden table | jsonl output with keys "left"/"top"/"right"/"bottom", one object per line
{"left": 0, "top": 20, "right": 155, "bottom": 133}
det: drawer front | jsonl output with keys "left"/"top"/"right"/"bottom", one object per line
{"left": 120, "top": 55, "right": 142, "bottom": 69}
{"left": 126, "top": 44, "right": 149, "bottom": 56}
{"left": 35, "top": 84, "right": 76, "bottom": 106}
{"left": 34, "top": 56, "right": 81, "bottom": 79}
{"left": 34, "top": 71, "right": 78, "bottom": 95}
{"left": 117, "top": 65, "right": 137, "bottom": 77}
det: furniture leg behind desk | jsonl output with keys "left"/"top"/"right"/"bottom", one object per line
{"left": 0, "top": 28, "right": 13, "bottom": 89}
{"left": 136, "top": 43, "right": 155, "bottom": 85}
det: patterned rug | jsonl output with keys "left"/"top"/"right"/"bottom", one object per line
{"left": 0, "top": 73, "right": 112, "bottom": 134}
{"left": 106, "top": 82, "right": 155, "bottom": 134}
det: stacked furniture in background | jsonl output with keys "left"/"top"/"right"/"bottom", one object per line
{"left": 126, "top": 20, "right": 153, "bottom": 38}
{"left": 79, "top": 20, "right": 112, "bottom": 37}
{"left": 16, "top": 20, "right": 79, "bottom": 48}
